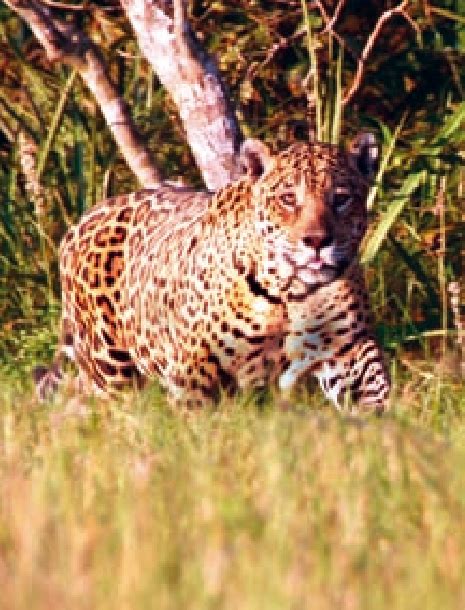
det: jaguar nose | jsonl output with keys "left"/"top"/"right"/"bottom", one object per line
{"left": 302, "top": 233, "right": 332, "bottom": 250}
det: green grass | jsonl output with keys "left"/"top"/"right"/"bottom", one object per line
{"left": 1, "top": 363, "right": 465, "bottom": 610}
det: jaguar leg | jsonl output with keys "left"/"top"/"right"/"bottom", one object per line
{"left": 317, "top": 337, "right": 390, "bottom": 414}
{"left": 33, "top": 317, "right": 76, "bottom": 402}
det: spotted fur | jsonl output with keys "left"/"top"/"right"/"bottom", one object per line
{"left": 35, "top": 134, "right": 390, "bottom": 412}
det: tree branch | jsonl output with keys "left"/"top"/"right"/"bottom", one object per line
{"left": 342, "top": 0, "right": 412, "bottom": 106}
{"left": 4, "top": 0, "right": 161, "bottom": 186}
{"left": 316, "top": 0, "right": 347, "bottom": 37}
{"left": 121, "top": 0, "right": 242, "bottom": 190}
{"left": 314, "top": 0, "right": 357, "bottom": 61}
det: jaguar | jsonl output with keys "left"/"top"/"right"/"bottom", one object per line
{"left": 35, "top": 133, "right": 390, "bottom": 412}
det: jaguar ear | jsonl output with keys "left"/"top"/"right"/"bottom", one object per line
{"left": 238, "top": 138, "right": 272, "bottom": 179}
{"left": 349, "top": 132, "right": 378, "bottom": 180}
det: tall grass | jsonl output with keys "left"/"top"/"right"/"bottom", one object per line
{"left": 1, "top": 369, "right": 465, "bottom": 610}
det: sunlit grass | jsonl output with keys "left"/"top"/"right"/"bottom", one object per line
{"left": 1, "top": 361, "right": 465, "bottom": 610}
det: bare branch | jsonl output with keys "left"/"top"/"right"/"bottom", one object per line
{"left": 313, "top": 0, "right": 363, "bottom": 62}
{"left": 18, "top": 131, "right": 48, "bottom": 219}
{"left": 39, "top": 0, "right": 92, "bottom": 10}
{"left": 247, "top": 36, "right": 289, "bottom": 80}
{"left": 4, "top": 0, "right": 161, "bottom": 186}
{"left": 320, "top": 0, "right": 348, "bottom": 34}
{"left": 121, "top": 0, "right": 242, "bottom": 190}
{"left": 40, "top": 0, "right": 121, "bottom": 10}
{"left": 448, "top": 281, "right": 465, "bottom": 377}
{"left": 343, "top": 0, "right": 411, "bottom": 106}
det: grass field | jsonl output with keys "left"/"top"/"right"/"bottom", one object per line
{"left": 1, "top": 356, "right": 465, "bottom": 610}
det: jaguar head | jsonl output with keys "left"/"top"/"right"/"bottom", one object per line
{"left": 240, "top": 133, "right": 378, "bottom": 292}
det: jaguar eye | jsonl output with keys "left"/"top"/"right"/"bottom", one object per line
{"left": 278, "top": 192, "right": 297, "bottom": 210}
{"left": 333, "top": 192, "right": 352, "bottom": 213}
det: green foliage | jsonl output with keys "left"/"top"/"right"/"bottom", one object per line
{"left": 0, "top": 8, "right": 196, "bottom": 357}
{"left": 0, "top": 1, "right": 464, "bottom": 362}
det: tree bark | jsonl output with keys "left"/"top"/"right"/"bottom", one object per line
{"left": 121, "top": 0, "right": 242, "bottom": 190}
{"left": 4, "top": 0, "right": 161, "bottom": 187}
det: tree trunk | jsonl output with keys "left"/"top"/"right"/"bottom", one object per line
{"left": 121, "top": 0, "right": 242, "bottom": 190}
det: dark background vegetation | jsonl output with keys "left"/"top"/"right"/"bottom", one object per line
{"left": 0, "top": 0, "right": 464, "bottom": 373}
